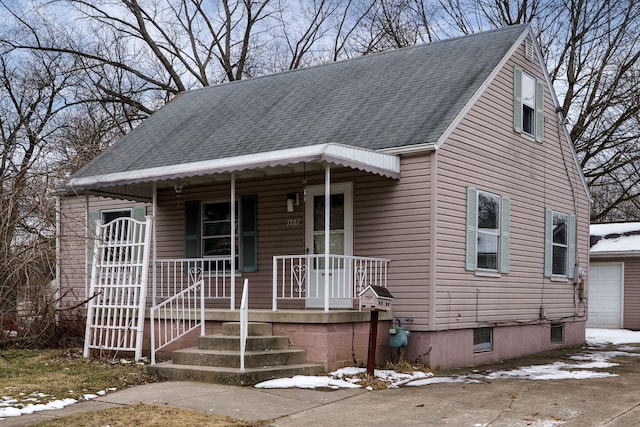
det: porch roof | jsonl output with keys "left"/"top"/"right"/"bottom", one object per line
{"left": 68, "top": 143, "right": 401, "bottom": 192}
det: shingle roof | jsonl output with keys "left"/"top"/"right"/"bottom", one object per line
{"left": 72, "top": 24, "right": 528, "bottom": 182}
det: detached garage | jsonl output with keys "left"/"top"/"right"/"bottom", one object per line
{"left": 589, "top": 223, "right": 640, "bottom": 330}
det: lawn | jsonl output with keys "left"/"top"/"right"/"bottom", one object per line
{"left": 0, "top": 348, "right": 261, "bottom": 426}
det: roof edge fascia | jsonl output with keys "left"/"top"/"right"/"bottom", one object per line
{"left": 590, "top": 251, "right": 640, "bottom": 258}
{"left": 379, "top": 142, "right": 437, "bottom": 155}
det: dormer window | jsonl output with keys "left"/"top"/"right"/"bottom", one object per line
{"left": 513, "top": 66, "right": 544, "bottom": 143}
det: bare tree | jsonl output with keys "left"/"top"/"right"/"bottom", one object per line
{"left": 422, "top": 0, "right": 640, "bottom": 221}
{"left": 0, "top": 41, "right": 79, "bottom": 341}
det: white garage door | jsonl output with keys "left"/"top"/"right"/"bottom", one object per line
{"left": 587, "top": 263, "right": 623, "bottom": 329}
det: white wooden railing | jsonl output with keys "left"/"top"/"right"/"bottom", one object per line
{"left": 154, "top": 257, "right": 232, "bottom": 302}
{"left": 150, "top": 279, "right": 205, "bottom": 365}
{"left": 239, "top": 278, "right": 249, "bottom": 373}
{"left": 272, "top": 254, "right": 390, "bottom": 311}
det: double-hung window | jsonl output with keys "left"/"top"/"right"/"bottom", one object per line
{"left": 513, "top": 66, "right": 544, "bottom": 142}
{"left": 184, "top": 196, "right": 258, "bottom": 273}
{"left": 544, "top": 209, "right": 576, "bottom": 279}
{"left": 466, "top": 187, "right": 510, "bottom": 273}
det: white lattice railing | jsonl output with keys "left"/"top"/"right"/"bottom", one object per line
{"left": 272, "top": 254, "right": 390, "bottom": 311}
{"left": 150, "top": 279, "right": 205, "bottom": 365}
{"left": 154, "top": 257, "right": 232, "bottom": 301}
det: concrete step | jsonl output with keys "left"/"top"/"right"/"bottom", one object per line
{"left": 148, "top": 361, "right": 325, "bottom": 386}
{"left": 198, "top": 334, "right": 290, "bottom": 351}
{"left": 223, "top": 322, "right": 272, "bottom": 336}
{"left": 171, "top": 347, "right": 307, "bottom": 369}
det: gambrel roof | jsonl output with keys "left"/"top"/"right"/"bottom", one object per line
{"left": 71, "top": 24, "right": 531, "bottom": 190}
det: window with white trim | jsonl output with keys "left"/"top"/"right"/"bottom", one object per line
{"left": 544, "top": 209, "right": 576, "bottom": 279}
{"left": 466, "top": 187, "right": 510, "bottom": 273}
{"left": 513, "top": 66, "right": 544, "bottom": 142}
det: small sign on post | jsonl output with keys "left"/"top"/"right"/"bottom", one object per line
{"left": 359, "top": 285, "right": 394, "bottom": 376}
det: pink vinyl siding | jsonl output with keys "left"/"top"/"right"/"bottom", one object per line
{"left": 432, "top": 36, "right": 590, "bottom": 330}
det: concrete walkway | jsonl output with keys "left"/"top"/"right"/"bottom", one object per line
{"left": 4, "top": 344, "right": 640, "bottom": 426}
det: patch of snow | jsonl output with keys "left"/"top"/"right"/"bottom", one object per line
{"left": 586, "top": 329, "right": 640, "bottom": 345}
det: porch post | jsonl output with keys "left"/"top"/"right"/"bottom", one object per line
{"left": 152, "top": 182, "right": 157, "bottom": 308}
{"left": 230, "top": 173, "right": 236, "bottom": 310}
{"left": 324, "top": 164, "right": 330, "bottom": 313}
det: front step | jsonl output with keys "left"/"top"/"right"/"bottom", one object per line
{"left": 148, "top": 322, "right": 324, "bottom": 386}
{"left": 172, "top": 347, "right": 307, "bottom": 368}
{"left": 149, "top": 362, "right": 324, "bottom": 386}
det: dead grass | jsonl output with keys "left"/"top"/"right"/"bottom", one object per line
{"left": 32, "top": 403, "right": 265, "bottom": 427}
{"left": 0, "top": 348, "right": 261, "bottom": 426}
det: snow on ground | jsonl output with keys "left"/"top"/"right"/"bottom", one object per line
{"left": 2, "top": 329, "right": 640, "bottom": 420}
{"left": 255, "top": 329, "right": 640, "bottom": 389}
{"left": 0, "top": 388, "right": 116, "bottom": 420}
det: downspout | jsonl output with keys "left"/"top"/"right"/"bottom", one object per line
{"left": 231, "top": 173, "right": 236, "bottom": 311}
{"left": 324, "top": 164, "right": 331, "bottom": 313}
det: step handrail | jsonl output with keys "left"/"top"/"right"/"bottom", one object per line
{"left": 150, "top": 279, "right": 205, "bottom": 365}
{"left": 239, "top": 278, "right": 249, "bottom": 372}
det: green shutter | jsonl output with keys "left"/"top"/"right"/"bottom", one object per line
{"left": 87, "top": 210, "right": 100, "bottom": 283}
{"left": 132, "top": 205, "right": 147, "bottom": 221}
{"left": 240, "top": 195, "right": 258, "bottom": 272}
{"left": 465, "top": 187, "right": 478, "bottom": 271}
{"left": 184, "top": 200, "right": 201, "bottom": 259}
{"left": 567, "top": 214, "right": 576, "bottom": 278}
{"left": 513, "top": 67, "right": 523, "bottom": 134}
{"left": 544, "top": 208, "right": 553, "bottom": 277}
{"left": 500, "top": 196, "right": 510, "bottom": 274}
{"left": 535, "top": 80, "right": 544, "bottom": 143}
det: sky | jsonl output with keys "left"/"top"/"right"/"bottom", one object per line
{"left": 2, "top": 328, "right": 639, "bottom": 420}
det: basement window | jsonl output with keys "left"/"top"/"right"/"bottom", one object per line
{"left": 473, "top": 327, "right": 493, "bottom": 353}
{"left": 550, "top": 323, "right": 564, "bottom": 344}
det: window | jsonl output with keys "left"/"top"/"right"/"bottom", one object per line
{"left": 473, "top": 327, "right": 493, "bottom": 353}
{"left": 202, "top": 201, "right": 237, "bottom": 268}
{"left": 521, "top": 73, "right": 535, "bottom": 135}
{"left": 513, "top": 66, "right": 544, "bottom": 142}
{"left": 550, "top": 323, "right": 564, "bottom": 344}
{"left": 466, "top": 187, "right": 510, "bottom": 273}
{"left": 184, "top": 196, "right": 258, "bottom": 272}
{"left": 101, "top": 209, "right": 132, "bottom": 262}
{"left": 544, "top": 209, "right": 576, "bottom": 279}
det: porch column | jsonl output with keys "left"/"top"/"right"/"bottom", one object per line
{"left": 152, "top": 182, "right": 157, "bottom": 308}
{"left": 324, "top": 164, "right": 330, "bottom": 313}
{"left": 231, "top": 173, "right": 236, "bottom": 310}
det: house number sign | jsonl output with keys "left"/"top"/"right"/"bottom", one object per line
{"left": 286, "top": 218, "right": 301, "bottom": 227}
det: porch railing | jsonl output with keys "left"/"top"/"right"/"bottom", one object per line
{"left": 272, "top": 254, "right": 390, "bottom": 311}
{"left": 150, "top": 279, "right": 204, "bottom": 365}
{"left": 154, "top": 257, "right": 232, "bottom": 303}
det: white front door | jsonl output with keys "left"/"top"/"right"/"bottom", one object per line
{"left": 305, "top": 183, "right": 353, "bottom": 308}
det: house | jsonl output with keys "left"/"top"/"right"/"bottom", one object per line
{"left": 57, "top": 24, "right": 591, "bottom": 373}
{"left": 589, "top": 223, "right": 640, "bottom": 330}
